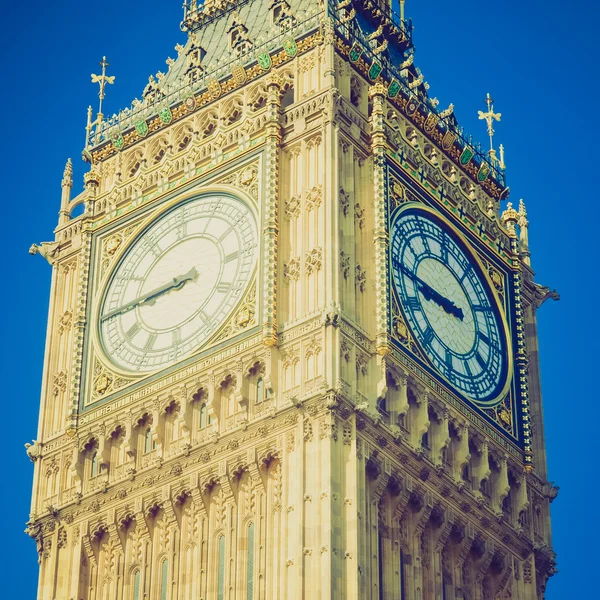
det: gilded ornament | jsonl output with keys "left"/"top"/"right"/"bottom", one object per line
{"left": 94, "top": 373, "right": 112, "bottom": 395}
{"left": 134, "top": 119, "right": 149, "bottom": 138}
{"left": 460, "top": 146, "right": 475, "bottom": 166}
{"left": 349, "top": 42, "right": 362, "bottom": 63}
{"left": 406, "top": 97, "right": 419, "bottom": 116}
{"left": 393, "top": 315, "right": 408, "bottom": 340}
{"left": 257, "top": 51, "right": 272, "bottom": 71}
{"left": 158, "top": 105, "right": 173, "bottom": 124}
{"left": 424, "top": 113, "right": 439, "bottom": 134}
{"left": 442, "top": 130, "right": 457, "bottom": 151}
{"left": 490, "top": 269, "right": 504, "bottom": 292}
{"left": 283, "top": 37, "right": 298, "bottom": 57}
{"left": 231, "top": 65, "right": 247, "bottom": 85}
{"left": 498, "top": 408, "right": 512, "bottom": 427}
{"left": 236, "top": 306, "right": 252, "bottom": 328}
{"left": 388, "top": 78, "right": 401, "bottom": 98}
{"left": 105, "top": 235, "right": 122, "bottom": 256}
{"left": 111, "top": 130, "right": 124, "bottom": 149}
{"left": 368, "top": 60, "right": 382, "bottom": 81}
{"left": 183, "top": 94, "right": 195, "bottom": 110}
{"left": 477, "top": 162, "right": 490, "bottom": 182}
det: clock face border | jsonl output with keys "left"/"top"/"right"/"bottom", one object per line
{"left": 386, "top": 165, "right": 523, "bottom": 448}
{"left": 90, "top": 185, "right": 260, "bottom": 380}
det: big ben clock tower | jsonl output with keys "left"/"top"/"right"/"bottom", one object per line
{"left": 28, "top": 1, "right": 558, "bottom": 598}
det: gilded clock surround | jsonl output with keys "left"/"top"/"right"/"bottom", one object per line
{"left": 27, "top": 1, "right": 557, "bottom": 599}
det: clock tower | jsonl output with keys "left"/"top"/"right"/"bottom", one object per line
{"left": 28, "top": 1, "right": 558, "bottom": 599}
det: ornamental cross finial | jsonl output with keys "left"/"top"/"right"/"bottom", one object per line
{"left": 478, "top": 92, "right": 501, "bottom": 161}
{"left": 91, "top": 56, "right": 115, "bottom": 118}
{"left": 86, "top": 56, "right": 115, "bottom": 151}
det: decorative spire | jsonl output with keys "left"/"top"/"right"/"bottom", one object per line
{"left": 59, "top": 158, "right": 73, "bottom": 225}
{"left": 85, "top": 57, "right": 115, "bottom": 150}
{"left": 478, "top": 93, "right": 502, "bottom": 166}
{"left": 518, "top": 199, "right": 530, "bottom": 265}
{"left": 62, "top": 158, "right": 73, "bottom": 188}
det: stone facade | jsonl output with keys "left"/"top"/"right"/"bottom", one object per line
{"left": 28, "top": 1, "right": 557, "bottom": 599}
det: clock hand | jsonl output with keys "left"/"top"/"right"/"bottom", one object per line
{"left": 102, "top": 267, "right": 198, "bottom": 320}
{"left": 396, "top": 262, "right": 464, "bottom": 321}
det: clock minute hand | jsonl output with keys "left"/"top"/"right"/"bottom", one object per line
{"left": 140, "top": 266, "right": 198, "bottom": 306}
{"left": 397, "top": 263, "right": 464, "bottom": 321}
{"left": 102, "top": 267, "right": 198, "bottom": 320}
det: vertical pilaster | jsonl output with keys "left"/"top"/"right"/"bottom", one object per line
{"left": 262, "top": 74, "right": 282, "bottom": 347}
{"left": 68, "top": 194, "right": 94, "bottom": 432}
{"left": 370, "top": 83, "right": 390, "bottom": 356}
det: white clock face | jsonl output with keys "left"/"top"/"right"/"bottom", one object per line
{"left": 99, "top": 194, "right": 257, "bottom": 373}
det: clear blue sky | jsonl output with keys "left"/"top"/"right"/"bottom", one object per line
{"left": 1, "top": 0, "right": 596, "bottom": 594}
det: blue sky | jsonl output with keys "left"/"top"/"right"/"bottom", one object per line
{"left": 1, "top": 0, "right": 596, "bottom": 594}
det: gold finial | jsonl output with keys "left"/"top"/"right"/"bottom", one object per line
{"left": 85, "top": 57, "right": 115, "bottom": 149}
{"left": 498, "top": 143, "right": 506, "bottom": 170}
{"left": 91, "top": 56, "right": 115, "bottom": 119}
{"left": 478, "top": 93, "right": 501, "bottom": 162}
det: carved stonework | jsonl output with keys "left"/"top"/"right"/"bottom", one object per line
{"left": 99, "top": 222, "right": 139, "bottom": 278}
{"left": 305, "top": 247, "right": 323, "bottom": 274}
{"left": 215, "top": 281, "right": 257, "bottom": 342}
{"left": 283, "top": 257, "right": 301, "bottom": 283}
{"left": 90, "top": 357, "right": 136, "bottom": 403}
{"left": 57, "top": 310, "right": 72, "bottom": 335}
{"left": 215, "top": 161, "right": 259, "bottom": 201}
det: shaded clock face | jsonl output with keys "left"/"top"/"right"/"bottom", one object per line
{"left": 390, "top": 205, "right": 509, "bottom": 405}
{"left": 98, "top": 193, "right": 257, "bottom": 373}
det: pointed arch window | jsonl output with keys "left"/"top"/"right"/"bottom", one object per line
{"left": 144, "top": 427, "right": 154, "bottom": 454}
{"left": 256, "top": 378, "right": 264, "bottom": 404}
{"left": 160, "top": 558, "right": 168, "bottom": 600}
{"left": 247, "top": 522, "right": 255, "bottom": 600}
{"left": 217, "top": 535, "right": 226, "bottom": 600}
{"left": 200, "top": 404, "right": 207, "bottom": 429}
{"left": 90, "top": 451, "right": 99, "bottom": 478}
{"left": 132, "top": 569, "right": 141, "bottom": 600}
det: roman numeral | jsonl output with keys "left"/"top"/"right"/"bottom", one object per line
{"left": 423, "top": 326, "right": 434, "bottom": 346}
{"left": 440, "top": 241, "right": 448, "bottom": 262}
{"left": 144, "top": 239, "right": 161, "bottom": 257}
{"left": 460, "top": 264, "right": 473, "bottom": 282}
{"left": 224, "top": 250, "right": 240, "bottom": 263}
{"left": 216, "top": 282, "right": 232, "bottom": 293}
{"left": 464, "top": 361, "right": 472, "bottom": 378}
{"left": 406, "top": 296, "right": 420, "bottom": 311}
{"left": 479, "top": 332, "right": 491, "bottom": 346}
{"left": 445, "top": 350, "right": 453, "bottom": 371}
{"left": 472, "top": 304, "right": 492, "bottom": 313}
{"left": 144, "top": 333, "right": 157, "bottom": 351}
{"left": 176, "top": 220, "right": 187, "bottom": 240}
{"left": 172, "top": 329, "right": 181, "bottom": 347}
{"left": 218, "top": 227, "right": 232, "bottom": 242}
{"left": 125, "top": 322, "right": 141, "bottom": 340}
{"left": 475, "top": 352, "right": 487, "bottom": 370}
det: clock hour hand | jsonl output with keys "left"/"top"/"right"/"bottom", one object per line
{"left": 396, "top": 262, "right": 464, "bottom": 321}
{"left": 102, "top": 267, "right": 198, "bottom": 320}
